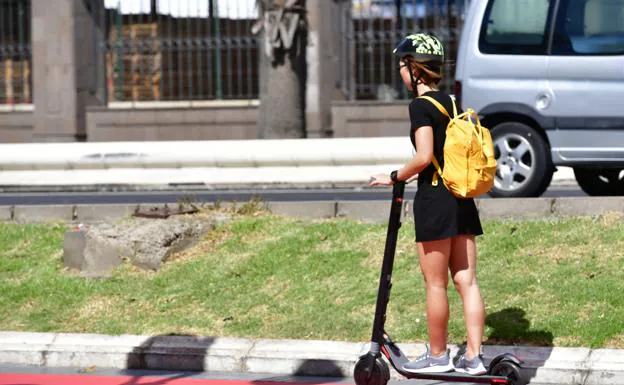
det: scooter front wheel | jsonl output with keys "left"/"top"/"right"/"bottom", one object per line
{"left": 489, "top": 361, "right": 524, "bottom": 385}
{"left": 354, "top": 356, "right": 390, "bottom": 385}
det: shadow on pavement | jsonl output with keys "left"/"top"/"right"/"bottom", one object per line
{"left": 119, "top": 334, "right": 215, "bottom": 385}
{"left": 252, "top": 359, "right": 347, "bottom": 384}
{"left": 483, "top": 307, "right": 554, "bottom": 384}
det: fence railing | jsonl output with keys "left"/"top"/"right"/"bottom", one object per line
{"left": 0, "top": 0, "right": 31, "bottom": 107}
{"left": 0, "top": 0, "right": 471, "bottom": 108}
{"left": 101, "top": 0, "right": 259, "bottom": 104}
{"left": 346, "top": 0, "right": 471, "bottom": 99}
{"left": 99, "top": 0, "right": 470, "bottom": 105}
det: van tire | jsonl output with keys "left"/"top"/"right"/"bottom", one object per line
{"left": 573, "top": 167, "right": 624, "bottom": 196}
{"left": 488, "top": 122, "right": 553, "bottom": 198}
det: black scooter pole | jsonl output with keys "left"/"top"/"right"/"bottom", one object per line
{"left": 370, "top": 181, "right": 405, "bottom": 350}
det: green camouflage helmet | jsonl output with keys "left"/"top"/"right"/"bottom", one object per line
{"left": 393, "top": 33, "right": 444, "bottom": 64}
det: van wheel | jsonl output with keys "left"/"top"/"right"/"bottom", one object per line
{"left": 488, "top": 122, "right": 553, "bottom": 198}
{"left": 574, "top": 167, "right": 624, "bottom": 196}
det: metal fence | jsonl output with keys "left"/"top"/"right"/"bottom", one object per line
{"left": 346, "top": 0, "right": 472, "bottom": 100}
{"left": 100, "top": 0, "right": 470, "bottom": 104}
{"left": 0, "top": 0, "right": 470, "bottom": 107}
{"left": 0, "top": 0, "right": 31, "bottom": 106}
{"left": 101, "top": 0, "right": 259, "bottom": 103}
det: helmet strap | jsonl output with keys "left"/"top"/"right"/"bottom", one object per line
{"left": 407, "top": 66, "right": 421, "bottom": 97}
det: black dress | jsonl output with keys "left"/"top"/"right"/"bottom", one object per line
{"left": 409, "top": 90, "right": 483, "bottom": 242}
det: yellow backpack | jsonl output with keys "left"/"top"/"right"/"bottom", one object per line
{"left": 418, "top": 95, "right": 497, "bottom": 198}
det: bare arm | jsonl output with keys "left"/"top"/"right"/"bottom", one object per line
{"left": 369, "top": 125, "right": 434, "bottom": 186}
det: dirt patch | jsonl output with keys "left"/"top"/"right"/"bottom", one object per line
{"left": 63, "top": 212, "right": 232, "bottom": 277}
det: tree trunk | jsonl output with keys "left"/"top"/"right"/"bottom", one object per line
{"left": 256, "top": 0, "right": 307, "bottom": 139}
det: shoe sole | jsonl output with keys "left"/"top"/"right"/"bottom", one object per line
{"left": 403, "top": 364, "right": 455, "bottom": 374}
{"left": 454, "top": 367, "right": 487, "bottom": 376}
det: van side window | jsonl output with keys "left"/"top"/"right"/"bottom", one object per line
{"left": 552, "top": 0, "right": 624, "bottom": 55}
{"left": 479, "top": 0, "right": 554, "bottom": 55}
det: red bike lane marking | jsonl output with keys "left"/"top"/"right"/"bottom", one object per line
{"left": 0, "top": 374, "right": 345, "bottom": 385}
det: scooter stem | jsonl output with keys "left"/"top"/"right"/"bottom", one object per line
{"left": 370, "top": 182, "right": 405, "bottom": 347}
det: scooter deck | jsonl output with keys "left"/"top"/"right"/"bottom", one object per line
{"left": 402, "top": 371, "right": 509, "bottom": 384}
{"left": 381, "top": 343, "right": 510, "bottom": 385}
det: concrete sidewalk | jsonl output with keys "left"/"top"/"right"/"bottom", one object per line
{"left": 1, "top": 332, "right": 622, "bottom": 385}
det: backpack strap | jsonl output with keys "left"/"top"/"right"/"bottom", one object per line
{"left": 418, "top": 95, "right": 450, "bottom": 118}
{"left": 418, "top": 94, "right": 460, "bottom": 119}
{"left": 417, "top": 95, "right": 458, "bottom": 187}
{"left": 431, "top": 156, "right": 443, "bottom": 187}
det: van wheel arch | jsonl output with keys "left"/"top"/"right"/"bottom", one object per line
{"left": 481, "top": 113, "right": 554, "bottom": 197}
{"left": 481, "top": 113, "right": 551, "bottom": 148}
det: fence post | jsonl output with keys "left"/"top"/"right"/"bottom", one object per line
{"left": 31, "top": 0, "right": 105, "bottom": 142}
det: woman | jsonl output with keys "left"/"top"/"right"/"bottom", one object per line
{"left": 369, "top": 33, "right": 486, "bottom": 375}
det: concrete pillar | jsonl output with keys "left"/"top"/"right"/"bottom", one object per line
{"left": 31, "top": 0, "right": 105, "bottom": 142}
{"left": 305, "top": 0, "right": 343, "bottom": 138}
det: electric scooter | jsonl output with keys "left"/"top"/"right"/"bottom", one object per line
{"left": 353, "top": 181, "right": 525, "bottom": 385}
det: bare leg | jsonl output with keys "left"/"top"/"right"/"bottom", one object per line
{"left": 417, "top": 238, "right": 452, "bottom": 356}
{"left": 450, "top": 235, "right": 485, "bottom": 359}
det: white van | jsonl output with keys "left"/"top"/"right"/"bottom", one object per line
{"left": 455, "top": 0, "right": 624, "bottom": 197}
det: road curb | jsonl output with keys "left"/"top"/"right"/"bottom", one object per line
{"left": 1, "top": 332, "right": 623, "bottom": 384}
{"left": 1, "top": 196, "right": 624, "bottom": 224}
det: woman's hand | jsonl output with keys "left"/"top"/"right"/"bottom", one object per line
{"left": 369, "top": 173, "right": 393, "bottom": 186}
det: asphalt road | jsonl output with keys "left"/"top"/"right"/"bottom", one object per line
{"left": 0, "top": 186, "right": 585, "bottom": 206}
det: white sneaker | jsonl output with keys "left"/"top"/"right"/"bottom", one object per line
{"left": 454, "top": 354, "right": 487, "bottom": 375}
{"left": 402, "top": 345, "right": 454, "bottom": 374}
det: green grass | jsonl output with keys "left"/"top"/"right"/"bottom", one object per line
{"left": 1, "top": 210, "right": 623, "bottom": 349}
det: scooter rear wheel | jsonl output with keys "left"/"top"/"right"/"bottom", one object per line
{"left": 354, "top": 357, "right": 390, "bottom": 385}
{"left": 489, "top": 361, "right": 524, "bottom": 385}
